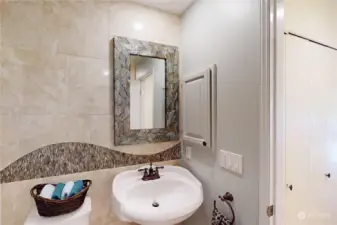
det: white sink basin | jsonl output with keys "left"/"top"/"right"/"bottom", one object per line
{"left": 112, "top": 165, "right": 203, "bottom": 225}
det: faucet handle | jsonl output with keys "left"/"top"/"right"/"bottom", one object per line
{"left": 155, "top": 166, "right": 164, "bottom": 170}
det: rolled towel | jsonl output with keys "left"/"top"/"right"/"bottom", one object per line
{"left": 52, "top": 183, "right": 65, "bottom": 200}
{"left": 61, "top": 181, "right": 74, "bottom": 200}
{"left": 69, "top": 180, "right": 84, "bottom": 197}
{"left": 39, "top": 184, "right": 55, "bottom": 199}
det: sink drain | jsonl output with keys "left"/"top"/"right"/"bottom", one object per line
{"left": 152, "top": 202, "right": 159, "bottom": 207}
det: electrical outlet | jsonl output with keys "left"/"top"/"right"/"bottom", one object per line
{"left": 186, "top": 146, "right": 192, "bottom": 159}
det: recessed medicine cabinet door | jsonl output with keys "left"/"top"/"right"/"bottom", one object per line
{"left": 183, "top": 68, "right": 212, "bottom": 148}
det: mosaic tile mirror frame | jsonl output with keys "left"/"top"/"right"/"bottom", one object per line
{"left": 113, "top": 36, "right": 179, "bottom": 146}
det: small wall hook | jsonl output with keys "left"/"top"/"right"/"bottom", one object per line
{"left": 325, "top": 173, "right": 331, "bottom": 178}
{"left": 287, "top": 184, "right": 293, "bottom": 191}
{"left": 219, "top": 192, "right": 234, "bottom": 202}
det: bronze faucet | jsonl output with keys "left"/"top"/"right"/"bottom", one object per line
{"left": 138, "top": 162, "right": 164, "bottom": 181}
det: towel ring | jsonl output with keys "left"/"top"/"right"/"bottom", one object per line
{"left": 216, "top": 192, "right": 235, "bottom": 225}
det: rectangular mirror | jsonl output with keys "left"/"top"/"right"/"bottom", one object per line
{"left": 130, "top": 56, "right": 166, "bottom": 130}
{"left": 113, "top": 36, "right": 179, "bottom": 146}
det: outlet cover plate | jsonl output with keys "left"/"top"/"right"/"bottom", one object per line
{"left": 186, "top": 146, "right": 192, "bottom": 159}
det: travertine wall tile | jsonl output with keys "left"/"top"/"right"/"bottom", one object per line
{"left": 67, "top": 56, "right": 111, "bottom": 115}
{"left": 0, "top": 1, "right": 181, "bottom": 168}
{"left": 19, "top": 115, "right": 59, "bottom": 155}
{"left": 64, "top": 115, "right": 92, "bottom": 142}
{"left": 0, "top": 63, "right": 24, "bottom": 114}
{"left": 0, "top": 2, "right": 181, "bottom": 224}
{"left": 0, "top": 46, "right": 65, "bottom": 68}
{"left": 21, "top": 65, "right": 68, "bottom": 115}
{"left": 109, "top": 2, "right": 180, "bottom": 47}
{"left": 1, "top": 2, "right": 43, "bottom": 50}
{"left": 89, "top": 115, "right": 113, "bottom": 149}
{"left": 53, "top": 2, "right": 110, "bottom": 59}
{"left": 114, "top": 140, "right": 180, "bottom": 155}
{"left": 0, "top": 114, "right": 19, "bottom": 170}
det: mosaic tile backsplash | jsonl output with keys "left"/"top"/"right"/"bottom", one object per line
{"left": 0, "top": 142, "right": 181, "bottom": 184}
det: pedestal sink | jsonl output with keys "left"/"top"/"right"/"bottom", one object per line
{"left": 112, "top": 165, "right": 203, "bottom": 225}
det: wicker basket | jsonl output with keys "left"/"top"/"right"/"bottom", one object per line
{"left": 30, "top": 180, "right": 92, "bottom": 217}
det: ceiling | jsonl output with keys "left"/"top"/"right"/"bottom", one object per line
{"left": 129, "top": 0, "right": 195, "bottom": 15}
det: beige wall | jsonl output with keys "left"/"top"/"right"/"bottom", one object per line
{"left": 0, "top": 1, "right": 180, "bottom": 170}
{"left": 285, "top": 0, "right": 337, "bottom": 49}
{"left": 0, "top": 2, "right": 180, "bottom": 225}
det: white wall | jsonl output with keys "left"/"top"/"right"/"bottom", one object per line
{"left": 141, "top": 74, "right": 154, "bottom": 128}
{"left": 130, "top": 58, "right": 165, "bottom": 129}
{"left": 130, "top": 80, "right": 142, "bottom": 129}
{"left": 285, "top": 0, "right": 337, "bottom": 49}
{"left": 181, "top": 1, "right": 261, "bottom": 225}
{"left": 110, "top": 3, "right": 181, "bottom": 46}
{"left": 153, "top": 59, "right": 165, "bottom": 128}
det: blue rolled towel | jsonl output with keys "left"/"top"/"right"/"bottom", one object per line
{"left": 69, "top": 180, "right": 84, "bottom": 197}
{"left": 61, "top": 181, "right": 74, "bottom": 200}
{"left": 52, "top": 183, "right": 65, "bottom": 200}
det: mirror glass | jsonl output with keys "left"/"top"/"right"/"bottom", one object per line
{"left": 130, "top": 55, "right": 166, "bottom": 130}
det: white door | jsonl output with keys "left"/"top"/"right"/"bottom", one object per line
{"left": 285, "top": 35, "right": 337, "bottom": 225}
{"left": 140, "top": 73, "right": 154, "bottom": 128}
{"left": 183, "top": 69, "right": 211, "bottom": 147}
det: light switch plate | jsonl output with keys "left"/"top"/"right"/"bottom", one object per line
{"left": 233, "top": 153, "right": 243, "bottom": 174}
{"left": 219, "top": 150, "right": 243, "bottom": 175}
{"left": 219, "top": 150, "right": 227, "bottom": 168}
{"left": 186, "top": 146, "right": 192, "bottom": 159}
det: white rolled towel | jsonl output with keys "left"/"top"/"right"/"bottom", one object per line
{"left": 39, "top": 184, "right": 55, "bottom": 199}
{"left": 61, "top": 181, "right": 75, "bottom": 200}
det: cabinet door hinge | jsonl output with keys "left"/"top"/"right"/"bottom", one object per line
{"left": 267, "top": 205, "right": 274, "bottom": 217}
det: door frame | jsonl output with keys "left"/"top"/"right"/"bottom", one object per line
{"left": 260, "top": 0, "right": 285, "bottom": 225}
{"left": 259, "top": 0, "right": 272, "bottom": 223}
{"left": 274, "top": 1, "right": 285, "bottom": 225}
